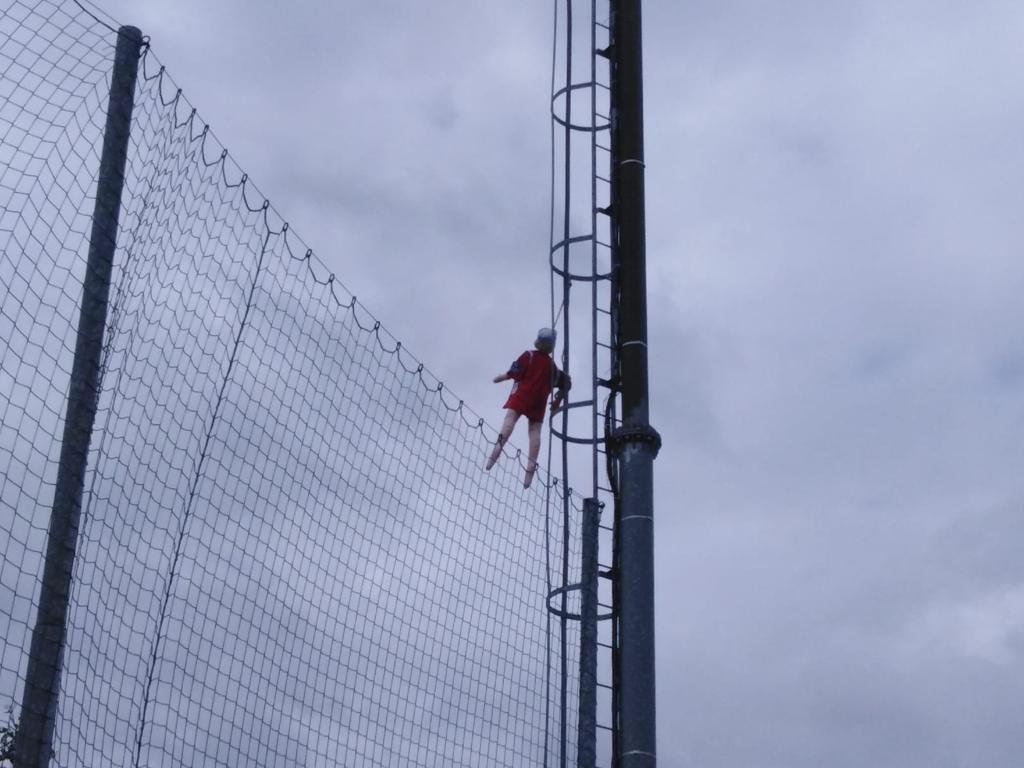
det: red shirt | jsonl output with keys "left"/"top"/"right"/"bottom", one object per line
{"left": 503, "top": 350, "right": 567, "bottom": 423}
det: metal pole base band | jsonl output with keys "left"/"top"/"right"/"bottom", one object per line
{"left": 606, "top": 424, "right": 662, "bottom": 457}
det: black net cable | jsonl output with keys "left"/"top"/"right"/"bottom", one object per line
{"left": 131, "top": 217, "right": 274, "bottom": 766}
{"left": 70, "top": 0, "right": 117, "bottom": 36}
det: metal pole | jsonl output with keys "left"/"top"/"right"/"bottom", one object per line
{"left": 14, "top": 25, "right": 142, "bottom": 768}
{"left": 607, "top": 2, "right": 660, "bottom": 767}
{"left": 576, "top": 499, "right": 601, "bottom": 768}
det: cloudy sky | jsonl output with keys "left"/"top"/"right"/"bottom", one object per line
{"left": 86, "top": 0, "right": 1024, "bottom": 765}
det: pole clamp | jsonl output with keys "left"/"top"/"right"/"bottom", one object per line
{"left": 606, "top": 424, "right": 662, "bottom": 457}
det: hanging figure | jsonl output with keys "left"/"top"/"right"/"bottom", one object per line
{"left": 486, "top": 327, "right": 571, "bottom": 488}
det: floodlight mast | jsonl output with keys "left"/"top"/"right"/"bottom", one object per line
{"left": 607, "top": 1, "right": 661, "bottom": 767}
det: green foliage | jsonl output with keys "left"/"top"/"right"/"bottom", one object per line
{"left": 0, "top": 709, "right": 15, "bottom": 766}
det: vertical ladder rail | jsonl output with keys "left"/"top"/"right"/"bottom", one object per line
{"left": 607, "top": 1, "right": 661, "bottom": 766}
{"left": 547, "top": 1, "right": 619, "bottom": 766}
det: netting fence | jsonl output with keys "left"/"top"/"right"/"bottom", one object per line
{"left": 1, "top": 1, "right": 584, "bottom": 765}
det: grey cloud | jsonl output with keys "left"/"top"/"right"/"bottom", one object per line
{"left": 9, "top": 0, "right": 1024, "bottom": 764}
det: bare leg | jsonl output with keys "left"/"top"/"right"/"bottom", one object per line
{"left": 523, "top": 421, "right": 542, "bottom": 488}
{"left": 486, "top": 409, "right": 520, "bottom": 469}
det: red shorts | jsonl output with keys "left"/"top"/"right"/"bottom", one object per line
{"left": 504, "top": 392, "right": 546, "bottom": 424}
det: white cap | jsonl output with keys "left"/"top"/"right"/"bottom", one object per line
{"left": 536, "top": 327, "right": 557, "bottom": 345}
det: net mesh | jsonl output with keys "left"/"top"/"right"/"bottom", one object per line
{"left": 0, "top": 2, "right": 583, "bottom": 765}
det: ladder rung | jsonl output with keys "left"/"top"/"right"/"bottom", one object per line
{"left": 553, "top": 399, "right": 595, "bottom": 415}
